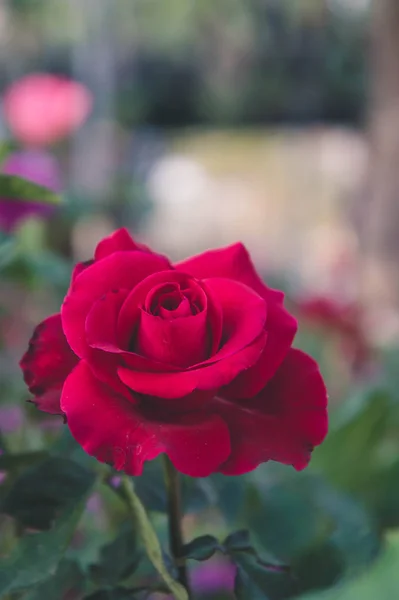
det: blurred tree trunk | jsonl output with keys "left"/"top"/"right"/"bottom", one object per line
{"left": 361, "top": 0, "right": 399, "bottom": 310}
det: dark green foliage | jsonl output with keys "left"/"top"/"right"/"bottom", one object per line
{"left": 0, "top": 496, "right": 94, "bottom": 596}
{"left": 230, "top": 543, "right": 296, "bottom": 600}
{"left": 84, "top": 588, "right": 140, "bottom": 600}
{"left": 89, "top": 526, "right": 142, "bottom": 587}
{"left": 22, "top": 559, "right": 85, "bottom": 600}
{"left": 1, "top": 457, "right": 97, "bottom": 530}
{"left": 0, "top": 175, "right": 62, "bottom": 205}
{"left": 182, "top": 535, "right": 220, "bottom": 561}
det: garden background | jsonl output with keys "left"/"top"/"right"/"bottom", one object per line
{"left": 3, "top": 1, "right": 399, "bottom": 599}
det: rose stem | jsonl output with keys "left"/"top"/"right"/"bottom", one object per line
{"left": 163, "top": 455, "right": 191, "bottom": 598}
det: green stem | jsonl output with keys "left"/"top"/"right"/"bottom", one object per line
{"left": 120, "top": 474, "right": 188, "bottom": 600}
{"left": 163, "top": 455, "right": 191, "bottom": 598}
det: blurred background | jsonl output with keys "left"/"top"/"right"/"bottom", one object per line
{"left": 4, "top": 0, "right": 399, "bottom": 599}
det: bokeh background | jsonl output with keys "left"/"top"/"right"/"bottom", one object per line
{"left": 4, "top": 0, "right": 399, "bottom": 599}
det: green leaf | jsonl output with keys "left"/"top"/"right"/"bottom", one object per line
{"left": 90, "top": 526, "right": 142, "bottom": 586}
{"left": 182, "top": 535, "right": 220, "bottom": 561}
{"left": 245, "top": 478, "right": 330, "bottom": 560}
{"left": 245, "top": 468, "right": 380, "bottom": 592}
{"left": 224, "top": 530, "right": 252, "bottom": 552}
{"left": 0, "top": 450, "right": 48, "bottom": 471}
{"left": 312, "top": 388, "right": 392, "bottom": 492}
{"left": 294, "top": 541, "right": 345, "bottom": 594}
{"left": 235, "top": 566, "right": 271, "bottom": 600}
{"left": 1, "top": 457, "right": 96, "bottom": 530}
{"left": 233, "top": 551, "right": 297, "bottom": 600}
{"left": 365, "top": 460, "right": 399, "bottom": 528}
{"left": 298, "top": 532, "right": 399, "bottom": 600}
{"left": 314, "top": 482, "right": 381, "bottom": 574}
{"left": 0, "top": 472, "right": 95, "bottom": 597}
{"left": 0, "top": 174, "right": 62, "bottom": 205}
{"left": 224, "top": 529, "right": 293, "bottom": 599}
{"left": 22, "top": 559, "right": 84, "bottom": 600}
{"left": 84, "top": 588, "right": 140, "bottom": 600}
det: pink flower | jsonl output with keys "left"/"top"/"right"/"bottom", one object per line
{"left": 3, "top": 73, "right": 92, "bottom": 146}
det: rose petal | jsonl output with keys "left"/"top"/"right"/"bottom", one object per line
{"left": 20, "top": 314, "right": 78, "bottom": 415}
{"left": 94, "top": 228, "right": 155, "bottom": 261}
{"left": 118, "top": 274, "right": 265, "bottom": 372}
{"left": 159, "top": 295, "right": 191, "bottom": 318}
{"left": 179, "top": 243, "right": 296, "bottom": 386}
{"left": 61, "top": 361, "right": 231, "bottom": 476}
{"left": 140, "top": 388, "right": 216, "bottom": 414}
{"left": 71, "top": 260, "right": 94, "bottom": 284}
{"left": 84, "top": 278, "right": 197, "bottom": 374}
{"left": 84, "top": 292, "right": 181, "bottom": 376}
{"left": 216, "top": 348, "right": 328, "bottom": 475}
{"left": 62, "top": 251, "right": 171, "bottom": 358}
{"left": 118, "top": 331, "right": 267, "bottom": 398}
{"left": 222, "top": 300, "right": 297, "bottom": 399}
{"left": 117, "top": 271, "right": 204, "bottom": 349}
{"left": 117, "top": 271, "right": 224, "bottom": 363}
{"left": 177, "top": 242, "right": 278, "bottom": 302}
{"left": 202, "top": 278, "right": 267, "bottom": 363}
{"left": 137, "top": 308, "right": 209, "bottom": 368}
{"left": 28, "top": 389, "right": 64, "bottom": 415}
{"left": 86, "top": 289, "right": 130, "bottom": 352}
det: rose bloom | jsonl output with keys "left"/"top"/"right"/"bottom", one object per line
{"left": 20, "top": 229, "right": 328, "bottom": 477}
{"left": 3, "top": 73, "right": 92, "bottom": 147}
{"left": 0, "top": 150, "right": 61, "bottom": 232}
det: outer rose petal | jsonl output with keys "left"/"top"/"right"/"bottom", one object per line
{"left": 62, "top": 251, "right": 172, "bottom": 358}
{"left": 28, "top": 389, "right": 64, "bottom": 415}
{"left": 71, "top": 260, "right": 94, "bottom": 284}
{"left": 61, "top": 361, "right": 231, "bottom": 476}
{"left": 222, "top": 300, "right": 297, "bottom": 399}
{"left": 19, "top": 314, "right": 78, "bottom": 414}
{"left": 86, "top": 289, "right": 129, "bottom": 352}
{"left": 94, "top": 228, "right": 155, "bottom": 261}
{"left": 177, "top": 242, "right": 277, "bottom": 303}
{"left": 216, "top": 348, "right": 328, "bottom": 475}
{"left": 179, "top": 243, "right": 297, "bottom": 392}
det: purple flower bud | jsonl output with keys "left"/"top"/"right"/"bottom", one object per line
{"left": 0, "top": 150, "right": 62, "bottom": 232}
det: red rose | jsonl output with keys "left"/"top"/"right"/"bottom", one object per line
{"left": 20, "top": 229, "right": 328, "bottom": 477}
